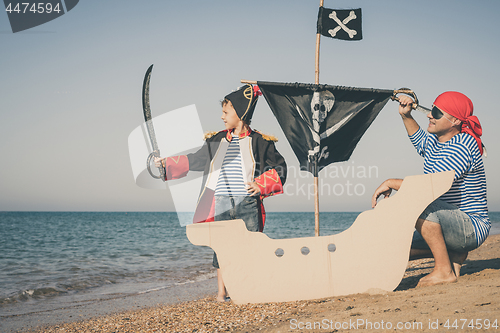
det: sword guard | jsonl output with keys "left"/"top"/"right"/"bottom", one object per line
{"left": 147, "top": 151, "right": 166, "bottom": 181}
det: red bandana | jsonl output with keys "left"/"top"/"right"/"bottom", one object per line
{"left": 433, "top": 91, "right": 483, "bottom": 155}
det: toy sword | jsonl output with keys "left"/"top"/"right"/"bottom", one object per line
{"left": 142, "top": 64, "right": 166, "bottom": 181}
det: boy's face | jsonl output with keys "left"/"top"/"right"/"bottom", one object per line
{"left": 221, "top": 101, "right": 242, "bottom": 130}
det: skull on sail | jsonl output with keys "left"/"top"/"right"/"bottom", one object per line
{"left": 311, "top": 90, "right": 335, "bottom": 125}
{"left": 308, "top": 90, "right": 336, "bottom": 165}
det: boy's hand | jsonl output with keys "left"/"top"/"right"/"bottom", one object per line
{"left": 154, "top": 157, "right": 165, "bottom": 168}
{"left": 246, "top": 182, "right": 261, "bottom": 196}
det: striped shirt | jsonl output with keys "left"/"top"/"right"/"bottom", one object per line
{"left": 214, "top": 135, "right": 249, "bottom": 196}
{"left": 409, "top": 127, "right": 490, "bottom": 246}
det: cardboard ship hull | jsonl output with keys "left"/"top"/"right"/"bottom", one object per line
{"left": 186, "top": 171, "right": 454, "bottom": 304}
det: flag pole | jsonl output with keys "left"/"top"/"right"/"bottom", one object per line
{"left": 315, "top": 0, "right": 323, "bottom": 85}
{"left": 314, "top": 0, "right": 324, "bottom": 237}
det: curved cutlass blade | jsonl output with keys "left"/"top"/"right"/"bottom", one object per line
{"left": 142, "top": 64, "right": 166, "bottom": 181}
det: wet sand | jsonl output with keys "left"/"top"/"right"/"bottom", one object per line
{"left": 12, "top": 234, "right": 499, "bottom": 333}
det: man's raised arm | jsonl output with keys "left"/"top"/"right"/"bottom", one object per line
{"left": 398, "top": 95, "right": 420, "bottom": 136}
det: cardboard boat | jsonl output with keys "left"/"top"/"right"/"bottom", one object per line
{"left": 186, "top": 171, "right": 454, "bottom": 304}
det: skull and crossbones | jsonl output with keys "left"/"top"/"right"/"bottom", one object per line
{"left": 328, "top": 10, "right": 358, "bottom": 39}
{"left": 307, "top": 91, "right": 355, "bottom": 163}
{"left": 308, "top": 91, "right": 335, "bottom": 162}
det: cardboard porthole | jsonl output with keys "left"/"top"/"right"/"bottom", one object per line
{"left": 275, "top": 248, "right": 284, "bottom": 257}
{"left": 301, "top": 246, "right": 310, "bottom": 255}
{"left": 328, "top": 243, "right": 337, "bottom": 252}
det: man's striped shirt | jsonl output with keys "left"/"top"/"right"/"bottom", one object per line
{"left": 410, "top": 127, "right": 490, "bottom": 246}
{"left": 215, "top": 136, "right": 249, "bottom": 196}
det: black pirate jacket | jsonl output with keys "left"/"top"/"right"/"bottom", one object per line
{"left": 162, "top": 128, "right": 287, "bottom": 226}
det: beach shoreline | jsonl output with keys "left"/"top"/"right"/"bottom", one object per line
{"left": 7, "top": 233, "right": 499, "bottom": 333}
{"left": 1, "top": 277, "right": 218, "bottom": 333}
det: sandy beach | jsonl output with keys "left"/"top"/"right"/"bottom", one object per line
{"left": 11, "top": 233, "right": 498, "bottom": 332}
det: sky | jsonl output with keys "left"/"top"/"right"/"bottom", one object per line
{"left": 1, "top": 0, "right": 499, "bottom": 213}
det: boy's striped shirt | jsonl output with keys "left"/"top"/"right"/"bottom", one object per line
{"left": 215, "top": 136, "right": 249, "bottom": 196}
{"left": 410, "top": 127, "right": 490, "bottom": 246}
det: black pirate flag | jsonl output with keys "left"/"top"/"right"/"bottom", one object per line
{"left": 317, "top": 7, "right": 362, "bottom": 41}
{"left": 258, "top": 82, "right": 392, "bottom": 174}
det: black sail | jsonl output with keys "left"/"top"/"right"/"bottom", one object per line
{"left": 258, "top": 81, "right": 393, "bottom": 174}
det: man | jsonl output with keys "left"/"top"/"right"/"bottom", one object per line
{"left": 372, "top": 92, "right": 489, "bottom": 287}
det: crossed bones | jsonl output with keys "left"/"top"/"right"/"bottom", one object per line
{"left": 328, "top": 10, "right": 357, "bottom": 39}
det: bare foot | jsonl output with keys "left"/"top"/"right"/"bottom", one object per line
{"left": 417, "top": 270, "right": 457, "bottom": 287}
{"left": 449, "top": 251, "right": 468, "bottom": 277}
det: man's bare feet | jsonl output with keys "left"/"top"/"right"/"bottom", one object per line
{"left": 417, "top": 270, "right": 457, "bottom": 287}
{"left": 449, "top": 251, "right": 468, "bottom": 277}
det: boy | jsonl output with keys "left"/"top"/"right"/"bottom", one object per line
{"left": 155, "top": 84, "right": 287, "bottom": 301}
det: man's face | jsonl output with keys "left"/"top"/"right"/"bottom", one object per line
{"left": 427, "top": 106, "right": 458, "bottom": 136}
{"left": 221, "top": 101, "right": 242, "bottom": 130}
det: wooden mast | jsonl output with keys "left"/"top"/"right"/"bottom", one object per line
{"left": 314, "top": 0, "right": 324, "bottom": 237}
{"left": 315, "top": 0, "right": 323, "bottom": 85}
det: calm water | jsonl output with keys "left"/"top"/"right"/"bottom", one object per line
{"left": 1, "top": 211, "right": 499, "bottom": 317}
{"left": 0, "top": 211, "right": 358, "bottom": 316}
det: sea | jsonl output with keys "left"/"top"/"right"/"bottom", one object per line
{"left": 1, "top": 211, "right": 499, "bottom": 331}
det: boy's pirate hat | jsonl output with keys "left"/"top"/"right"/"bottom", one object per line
{"left": 225, "top": 84, "right": 261, "bottom": 122}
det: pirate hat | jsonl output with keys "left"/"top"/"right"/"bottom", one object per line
{"left": 225, "top": 84, "right": 260, "bottom": 122}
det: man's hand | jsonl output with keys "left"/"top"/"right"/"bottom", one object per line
{"left": 398, "top": 95, "right": 414, "bottom": 118}
{"left": 397, "top": 95, "right": 419, "bottom": 136}
{"left": 154, "top": 157, "right": 165, "bottom": 168}
{"left": 371, "top": 179, "right": 403, "bottom": 208}
{"left": 246, "top": 182, "right": 261, "bottom": 196}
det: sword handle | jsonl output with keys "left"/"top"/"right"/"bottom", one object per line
{"left": 147, "top": 151, "right": 166, "bottom": 181}
{"left": 391, "top": 88, "right": 419, "bottom": 109}
{"left": 391, "top": 88, "right": 431, "bottom": 115}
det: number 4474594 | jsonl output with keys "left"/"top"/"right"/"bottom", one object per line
{"left": 443, "top": 319, "right": 498, "bottom": 330}
{"left": 5, "top": 3, "right": 61, "bottom": 14}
